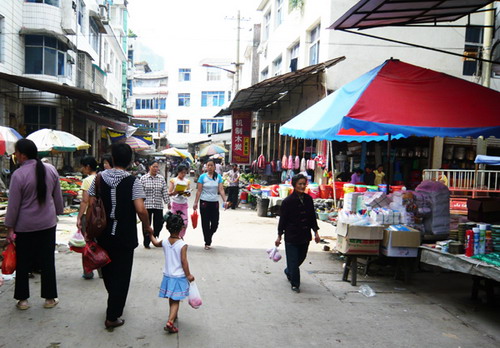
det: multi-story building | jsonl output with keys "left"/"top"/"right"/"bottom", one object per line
{"left": 130, "top": 61, "right": 168, "bottom": 146}
{"left": 163, "top": 61, "right": 234, "bottom": 148}
{"left": 0, "top": 0, "right": 130, "bottom": 159}
{"left": 252, "top": 0, "right": 500, "bottom": 91}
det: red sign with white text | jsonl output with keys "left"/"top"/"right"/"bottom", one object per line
{"left": 231, "top": 110, "right": 252, "bottom": 165}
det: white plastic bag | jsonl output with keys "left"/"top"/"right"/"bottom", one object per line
{"left": 188, "top": 281, "right": 202, "bottom": 309}
{"left": 266, "top": 247, "right": 282, "bottom": 262}
{"left": 69, "top": 229, "right": 86, "bottom": 248}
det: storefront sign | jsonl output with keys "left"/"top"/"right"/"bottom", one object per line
{"left": 231, "top": 110, "right": 252, "bottom": 164}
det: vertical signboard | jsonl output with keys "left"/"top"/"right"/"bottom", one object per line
{"left": 230, "top": 110, "right": 252, "bottom": 164}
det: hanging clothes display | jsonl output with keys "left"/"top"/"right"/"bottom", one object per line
{"left": 288, "top": 155, "right": 294, "bottom": 170}
{"left": 282, "top": 155, "right": 288, "bottom": 170}
{"left": 258, "top": 154, "right": 266, "bottom": 169}
{"left": 294, "top": 156, "right": 300, "bottom": 170}
{"left": 276, "top": 160, "right": 282, "bottom": 172}
{"left": 300, "top": 158, "right": 306, "bottom": 172}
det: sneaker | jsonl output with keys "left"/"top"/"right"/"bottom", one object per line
{"left": 82, "top": 272, "right": 94, "bottom": 280}
{"left": 291, "top": 286, "right": 300, "bottom": 293}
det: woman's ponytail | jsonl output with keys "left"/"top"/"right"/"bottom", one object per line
{"left": 35, "top": 158, "right": 47, "bottom": 205}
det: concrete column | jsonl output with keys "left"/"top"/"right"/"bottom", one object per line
{"left": 431, "top": 137, "right": 444, "bottom": 169}
{"left": 476, "top": 136, "right": 487, "bottom": 156}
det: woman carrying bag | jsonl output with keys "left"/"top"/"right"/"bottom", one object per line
{"left": 5, "top": 139, "right": 64, "bottom": 310}
{"left": 193, "top": 159, "right": 228, "bottom": 250}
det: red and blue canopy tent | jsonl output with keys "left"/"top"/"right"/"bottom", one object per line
{"left": 281, "top": 59, "right": 500, "bottom": 139}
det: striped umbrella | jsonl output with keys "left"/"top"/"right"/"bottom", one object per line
{"left": 0, "top": 126, "right": 22, "bottom": 155}
{"left": 199, "top": 144, "right": 228, "bottom": 157}
{"left": 125, "top": 136, "right": 150, "bottom": 151}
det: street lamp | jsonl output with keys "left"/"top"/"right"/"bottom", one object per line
{"left": 202, "top": 64, "right": 236, "bottom": 75}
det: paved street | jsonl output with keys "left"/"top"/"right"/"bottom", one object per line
{"left": 1, "top": 199, "right": 499, "bottom": 348}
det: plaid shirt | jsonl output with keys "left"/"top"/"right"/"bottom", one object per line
{"left": 140, "top": 173, "right": 170, "bottom": 210}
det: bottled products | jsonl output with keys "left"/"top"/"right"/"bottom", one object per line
{"left": 473, "top": 228, "right": 480, "bottom": 255}
{"left": 465, "top": 230, "right": 474, "bottom": 257}
{"left": 485, "top": 230, "right": 493, "bottom": 254}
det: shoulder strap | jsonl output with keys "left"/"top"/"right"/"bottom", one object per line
{"left": 95, "top": 173, "right": 102, "bottom": 199}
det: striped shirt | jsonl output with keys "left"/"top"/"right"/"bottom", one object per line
{"left": 88, "top": 169, "right": 146, "bottom": 235}
{"left": 140, "top": 173, "right": 170, "bottom": 210}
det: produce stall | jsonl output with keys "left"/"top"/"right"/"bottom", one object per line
{"left": 59, "top": 176, "right": 82, "bottom": 207}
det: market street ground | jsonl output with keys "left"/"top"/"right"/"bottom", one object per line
{"left": 1, "top": 201, "right": 499, "bottom": 347}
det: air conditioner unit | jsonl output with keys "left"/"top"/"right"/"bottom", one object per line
{"left": 99, "top": 5, "right": 108, "bottom": 20}
{"left": 105, "top": 63, "right": 112, "bottom": 73}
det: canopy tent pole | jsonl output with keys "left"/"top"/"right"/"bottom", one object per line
{"left": 330, "top": 141, "right": 337, "bottom": 208}
{"left": 289, "top": 137, "right": 293, "bottom": 156}
{"left": 267, "top": 124, "right": 271, "bottom": 160}
{"left": 254, "top": 117, "right": 259, "bottom": 161}
{"left": 278, "top": 124, "right": 282, "bottom": 159}
{"left": 261, "top": 122, "right": 264, "bottom": 156}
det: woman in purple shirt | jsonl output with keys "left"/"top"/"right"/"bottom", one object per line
{"left": 5, "top": 139, "right": 64, "bottom": 310}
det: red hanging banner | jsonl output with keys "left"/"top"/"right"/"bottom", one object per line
{"left": 230, "top": 110, "right": 252, "bottom": 165}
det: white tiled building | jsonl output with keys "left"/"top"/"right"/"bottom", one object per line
{"left": 0, "top": 0, "right": 130, "bottom": 158}
{"left": 163, "top": 61, "right": 234, "bottom": 148}
{"left": 251, "top": 0, "right": 500, "bottom": 92}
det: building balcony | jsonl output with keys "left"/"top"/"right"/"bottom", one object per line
{"left": 23, "top": 2, "right": 64, "bottom": 35}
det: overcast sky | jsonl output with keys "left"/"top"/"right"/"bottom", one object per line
{"left": 127, "top": 0, "right": 259, "bottom": 70}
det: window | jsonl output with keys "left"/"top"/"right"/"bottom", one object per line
{"left": 261, "top": 67, "right": 269, "bottom": 81}
{"left": 463, "top": 26, "right": 484, "bottom": 76}
{"left": 178, "top": 93, "right": 191, "bottom": 107}
{"left": 25, "top": 35, "right": 67, "bottom": 76}
{"left": 272, "top": 55, "right": 282, "bottom": 76}
{"left": 275, "top": 0, "right": 284, "bottom": 27}
{"left": 24, "top": 105, "right": 56, "bottom": 135}
{"left": 206, "top": 68, "right": 221, "bottom": 81}
{"left": 89, "top": 17, "right": 99, "bottom": 52}
{"left": 25, "top": 0, "right": 59, "bottom": 6}
{"left": 0, "top": 16, "right": 4, "bottom": 62}
{"left": 263, "top": 11, "right": 271, "bottom": 41}
{"left": 200, "top": 119, "right": 224, "bottom": 134}
{"left": 127, "top": 79, "right": 133, "bottom": 97}
{"left": 289, "top": 41, "right": 299, "bottom": 72}
{"left": 309, "top": 24, "right": 320, "bottom": 65}
{"left": 177, "top": 120, "right": 190, "bottom": 133}
{"left": 201, "top": 91, "right": 225, "bottom": 107}
{"left": 179, "top": 68, "right": 191, "bottom": 81}
{"left": 135, "top": 98, "right": 166, "bottom": 110}
{"left": 78, "top": 0, "right": 85, "bottom": 31}
{"left": 151, "top": 122, "right": 166, "bottom": 132}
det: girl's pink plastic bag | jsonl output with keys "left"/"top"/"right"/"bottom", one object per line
{"left": 266, "top": 247, "right": 282, "bottom": 262}
{"left": 188, "top": 281, "right": 202, "bottom": 309}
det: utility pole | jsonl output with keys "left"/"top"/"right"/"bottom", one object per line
{"left": 481, "top": 3, "right": 494, "bottom": 88}
{"left": 225, "top": 10, "right": 250, "bottom": 93}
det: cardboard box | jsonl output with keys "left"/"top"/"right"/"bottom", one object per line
{"left": 336, "top": 222, "right": 384, "bottom": 240}
{"left": 381, "top": 226, "right": 421, "bottom": 257}
{"left": 336, "top": 235, "right": 380, "bottom": 255}
{"left": 467, "top": 198, "right": 500, "bottom": 223}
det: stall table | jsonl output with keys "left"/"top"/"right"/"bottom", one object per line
{"left": 420, "top": 246, "right": 500, "bottom": 303}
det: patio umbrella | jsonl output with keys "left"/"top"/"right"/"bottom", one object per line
{"left": 199, "top": 144, "right": 228, "bottom": 157}
{"left": 125, "top": 136, "right": 150, "bottom": 151}
{"left": 0, "top": 126, "right": 23, "bottom": 155}
{"left": 334, "top": 59, "right": 500, "bottom": 138}
{"left": 27, "top": 128, "right": 90, "bottom": 152}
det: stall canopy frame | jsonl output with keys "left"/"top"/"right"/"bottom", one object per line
{"left": 329, "top": 0, "right": 498, "bottom": 64}
{"left": 215, "top": 56, "right": 346, "bottom": 116}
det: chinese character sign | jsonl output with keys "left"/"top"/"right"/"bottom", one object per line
{"left": 231, "top": 110, "right": 252, "bottom": 164}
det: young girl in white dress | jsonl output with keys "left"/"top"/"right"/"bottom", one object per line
{"left": 149, "top": 212, "right": 195, "bottom": 333}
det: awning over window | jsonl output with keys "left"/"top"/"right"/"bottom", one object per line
{"left": 77, "top": 110, "right": 132, "bottom": 134}
{"left": 215, "top": 57, "right": 345, "bottom": 116}
{"left": 0, "top": 71, "right": 109, "bottom": 104}
{"left": 330, "top": 0, "right": 495, "bottom": 30}
{"left": 19, "top": 28, "right": 77, "bottom": 51}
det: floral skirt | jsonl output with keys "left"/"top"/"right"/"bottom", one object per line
{"left": 159, "top": 275, "right": 189, "bottom": 300}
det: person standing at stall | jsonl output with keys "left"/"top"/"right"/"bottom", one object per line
{"left": 374, "top": 165, "right": 386, "bottom": 186}
{"left": 141, "top": 160, "right": 170, "bottom": 249}
{"left": 88, "top": 143, "right": 153, "bottom": 329}
{"left": 193, "top": 159, "right": 228, "bottom": 250}
{"left": 168, "top": 164, "right": 191, "bottom": 238}
{"left": 227, "top": 164, "right": 240, "bottom": 210}
{"left": 6, "top": 139, "right": 64, "bottom": 310}
{"left": 275, "top": 174, "right": 320, "bottom": 293}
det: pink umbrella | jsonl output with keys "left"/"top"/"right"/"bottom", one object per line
{"left": 125, "top": 137, "right": 150, "bottom": 151}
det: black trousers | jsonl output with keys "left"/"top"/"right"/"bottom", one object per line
{"left": 200, "top": 200, "right": 219, "bottom": 246}
{"left": 14, "top": 226, "right": 58, "bottom": 300}
{"left": 284, "top": 242, "right": 310, "bottom": 288}
{"left": 227, "top": 186, "right": 239, "bottom": 209}
{"left": 101, "top": 246, "right": 134, "bottom": 321}
{"left": 143, "top": 209, "right": 164, "bottom": 247}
